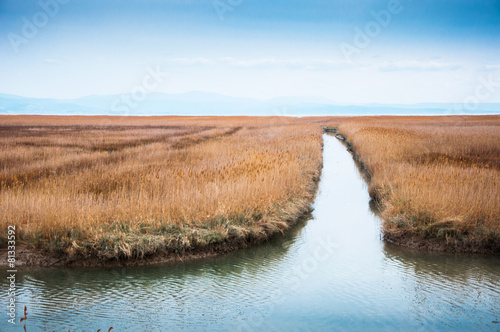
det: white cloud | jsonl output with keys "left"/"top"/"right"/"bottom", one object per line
{"left": 166, "top": 57, "right": 215, "bottom": 65}
{"left": 164, "top": 57, "right": 355, "bottom": 71}
{"left": 379, "top": 60, "right": 462, "bottom": 72}
{"left": 43, "top": 58, "right": 62, "bottom": 64}
{"left": 483, "top": 64, "right": 500, "bottom": 71}
{"left": 164, "top": 57, "right": 466, "bottom": 74}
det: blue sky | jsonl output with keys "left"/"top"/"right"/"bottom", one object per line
{"left": 1, "top": 0, "right": 499, "bottom": 103}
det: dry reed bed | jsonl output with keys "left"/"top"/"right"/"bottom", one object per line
{"left": 0, "top": 116, "right": 323, "bottom": 263}
{"left": 337, "top": 116, "right": 500, "bottom": 253}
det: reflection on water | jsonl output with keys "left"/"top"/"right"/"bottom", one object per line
{"left": 1, "top": 135, "right": 499, "bottom": 331}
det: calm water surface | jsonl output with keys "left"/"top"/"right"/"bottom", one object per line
{"left": 2, "top": 135, "right": 499, "bottom": 331}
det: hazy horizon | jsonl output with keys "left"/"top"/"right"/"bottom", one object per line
{"left": 1, "top": 90, "right": 500, "bottom": 116}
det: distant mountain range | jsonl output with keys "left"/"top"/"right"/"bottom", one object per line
{"left": 0, "top": 92, "right": 499, "bottom": 116}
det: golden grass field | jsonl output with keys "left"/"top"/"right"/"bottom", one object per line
{"left": 0, "top": 116, "right": 322, "bottom": 261}
{"left": 336, "top": 116, "right": 500, "bottom": 253}
{"left": 0, "top": 115, "right": 498, "bottom": 263}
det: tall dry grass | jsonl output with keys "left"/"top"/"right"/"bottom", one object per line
{"left": 3, "top": 114, "right": 495, "bottom": 258}
{"left": 0, "top": 116, "right": 323, "bottom": 260}
{"left": 338, "top": 116, "right": 500, "bottom": 253}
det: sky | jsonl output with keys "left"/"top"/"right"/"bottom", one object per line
{"left": 1, "top": 0, "right": 499, "bottom": 104}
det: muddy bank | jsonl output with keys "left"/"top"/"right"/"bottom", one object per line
{"left": 330, "top": 129, "right": 499, "bottom": 255}
{"left": 0, "top": 207, "right": 316, "bottom": 269}
{"left": 327, "top": 131, "right": 372, "bottom": 184}
{"left": 383, "top": 231, "right": 499, "bottom": 254}
{"left": 0, "top": 241, "right": 255, "bottom": 269}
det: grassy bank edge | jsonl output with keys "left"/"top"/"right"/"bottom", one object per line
{"left": 329, "top": 127, "right": 499, "bottom": 254}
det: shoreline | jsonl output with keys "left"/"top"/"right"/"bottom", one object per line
{"left": 0, "top": 208, "right": 317, "bottom": 269}
{"left": 331, "top": 129, "right": 499, "bottom": 255}
{"left": 0, "top": 206, "right": 318, "bottom": 269}
{"left": 383, "top": 232, "right": 499, "bottom": 254}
